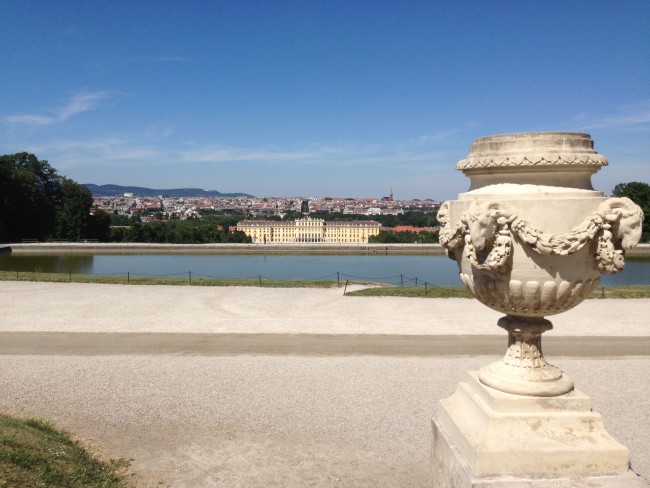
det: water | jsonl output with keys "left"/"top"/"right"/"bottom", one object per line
{"left": 1, "top": 253, "right": 649, "bottom": 286}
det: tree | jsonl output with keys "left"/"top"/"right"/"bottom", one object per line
{"left": 612, "top": 182, "right": 650, "bottom": 207}
{"left": 0, "top": 153, "right": 110, "bottom": 242}
{"left": 87, "top": 210, "right": 112, "bottom": 241}
{"left": 612, "top": 182, "right": 650, "bottom": 242}
{"left": 369, "top": 230, "right": 439, "bottom": 244}
{"left": 110, "top": 213, "right": 130, "bottom": 226}
{"left": 55, "top": 178, "right": 94, "bottom": 241}
{"left": 0, "top": 153, "right": 60, "bottom": 241}
{"left": 226, "top": 230, "right": 252, "bottom": 243}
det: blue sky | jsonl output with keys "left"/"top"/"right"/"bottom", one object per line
{"left": 1, "top": 1, "right": 648, "bottom": 200}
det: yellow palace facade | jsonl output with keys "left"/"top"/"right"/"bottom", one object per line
{"left": 237, "top": 217, "right": 382, "bottom": 244}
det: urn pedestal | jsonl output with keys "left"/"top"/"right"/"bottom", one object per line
{"left": 432, "top": 133, "right": 647, "bottom": 487}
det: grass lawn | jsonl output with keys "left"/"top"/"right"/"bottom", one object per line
{"left": 0, "top": 413, "right": 132, "bottom": 488}
{"left": 1, "top": 270, "right": 648, "bottom": 298}
{"left": 0, "top": 270, "right": 338, "bottom": 288}
{"left": 345, "top": 285, "right": 473, "bottom": 298}
{"left": 345, "top": 284, "right": 650, "bottom": 299}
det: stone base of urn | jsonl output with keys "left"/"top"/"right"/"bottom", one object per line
{"left": 431, "top": 372, "right": 648, "bottom": 488}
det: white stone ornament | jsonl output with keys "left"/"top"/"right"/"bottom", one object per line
{"left": 432, "top": 132, "right": 647, "bottom": 486}
{"left": 438, "top": 133, "right": 643, "bottom": 396}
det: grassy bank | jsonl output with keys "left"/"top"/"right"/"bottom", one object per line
{"left": 346, "top": 285, "right": 474, "bottom": 298}
{"left": 0, "top": 270, "right": 340, "bottom": 288}
{"left": 345, "top": 284, "right": 650, "bottom": 299}
{"left": 0, "top": 413, "right": 132, "bottom": 488}
{"left": 1, "top": 271, "right": 649, "bottom": 298}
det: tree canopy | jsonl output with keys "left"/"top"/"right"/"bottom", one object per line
{"left": 0, "top": 152, "right": 110, "bottom": 242}
{"left": 109, "top": 220, "right": 251, "bottom": 244}
{"left": 308, "top": 210, "right": 439, "bottom": 228}
{"left": 369, "top": 230, "right": 439, "bottom": 244}
{"left": 612, "top": 181, "right": 649, "bottom": 242}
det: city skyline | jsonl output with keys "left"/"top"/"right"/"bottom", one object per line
{"left": 1, "top": 1, "right": 649, "bottom": 201}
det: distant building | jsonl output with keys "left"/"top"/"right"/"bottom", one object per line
{"left": 237, "top": 217, "right": 381, "bottom": 244}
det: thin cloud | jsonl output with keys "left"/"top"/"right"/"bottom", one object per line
{"left": 181, "top": 145, "right": 317, "bottom": 163}
{"left": 179, "top": 141, "right": 452, "bottom": 170}
{"left": 575, "top": 101, "right": 650, "bottom": 131}
{"left": 4, "top": 91, "right": 109, "bottom": 126}
{"left": 146, "top": 56, "right": 192, "bottom": 63}
{"left": 5, "top": 114, "right": 53, "bottom": 126}
{"left": 17, "top": 136, "right": 452, "bottom": 174}
{"left": 415, "top": 129, "right": 462, "bottom": 144}
{"left": 23, "top": 137, "right": 160, "bottom": 170}
{"left": 59, "top": 92, "right": 109, "bottom": 121}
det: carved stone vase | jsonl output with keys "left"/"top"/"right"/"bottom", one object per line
{"left": 438, "top": 132, "right": 643, "bottom": 397}
{"left": 431, "top": 133, "right": 647, "bottom": 486}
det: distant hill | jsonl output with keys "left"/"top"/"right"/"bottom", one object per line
{"left": 84, "top": 184, "right": 253, "bottom": 198}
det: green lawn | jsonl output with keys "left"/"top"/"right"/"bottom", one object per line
{"left": 0, "top": 270, "right": 339, "bottom": 288}
{"left": 1, "top": 271, "right": 648, "bottom": 298}
{"left": 0, "top": 414, "right": 132, "bottom": 488}
{"left": 345, "top": 285, "right": 473, "bottom": 298}
{"left": 345, "top": 284, "right": 650, "bottom": 299}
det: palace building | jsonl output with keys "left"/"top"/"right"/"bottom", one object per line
{"left": 237, "top": 217, "right": 382, "bottom": 244}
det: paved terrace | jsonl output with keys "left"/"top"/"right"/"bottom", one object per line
{"left": 0, "top": 281, "right": 648, "bottom": 487}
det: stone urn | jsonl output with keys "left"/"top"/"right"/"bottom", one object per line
{"left": 438, "top": 132, "right": 644, "bottom": 397}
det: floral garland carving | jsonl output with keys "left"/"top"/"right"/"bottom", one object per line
{"left": 437, "top": 197, "right": 643, "bottom": 274}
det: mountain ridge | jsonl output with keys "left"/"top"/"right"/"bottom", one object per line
{"left": 84, "top": 184, "right": 253, "bottom": 198}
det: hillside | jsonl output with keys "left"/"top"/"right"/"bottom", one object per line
{"left": 84, "top": 184, "right": 253, "bottom": 198}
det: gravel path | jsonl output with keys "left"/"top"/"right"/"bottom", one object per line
{"left": 1, "top": 356, "right": 648, "bottom": 487}
{"left": 0, "top": 281, "right": 648, "bottom": 487}
{"left": 2, "top": 281, "right": 650, "bottom": 336}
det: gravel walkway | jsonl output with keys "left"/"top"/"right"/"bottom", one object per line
{"left": 2, "top": 281, "right": 650, "bottom": 336}
{"left": 0, "top": 281, "right": 648, "bottom": 487}
{"left": 2, "top": 356, "right": 648, "bottom": 487}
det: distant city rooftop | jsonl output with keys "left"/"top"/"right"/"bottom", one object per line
{"left": 93, "top": 194, "right": 441, "bottom": 220}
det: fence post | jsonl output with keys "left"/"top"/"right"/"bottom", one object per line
{"left": 16, "top": 270, "right": 19, "bottom": 279}
{"left": 69, "top": 271, "right": 71, "bottom": 282}
{"left": 601, "top": 286, "right": 605, "bottom": 299}
{"left": 400, "top": 274, "right": 403, "bottom": 286}
{"left": 337, "top": 271, "right": 340, "bottom": 285}
{"left": 344, "top": 279, "right": 349, "bottom": 295}
{"left": 415, "top": 277, "right": 418, "bottom": 287}
{"left": 127, "top": 272, "right": 130, "bottom": 283}
{"left": 259, "top": 275, "right": 262, "bottom": 286}
{"left": 189, "top": 271, "right": 192, "bottom": 284}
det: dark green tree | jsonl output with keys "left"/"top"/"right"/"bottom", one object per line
{"left": 140, "top": 221, "right": 168, "bottom": 243}
{"left": 0, "top": 153, "right": 60, "bottom": 241}
{"left": 612, "top": 182, "right": 650, "bottom": 207}
{"left": 612, "top": 182, "right": 650, "bottom": 241}
{"left": 87, "top": 210, "right": 112, "bottom": 241}
{"left": 55, "top": 178, "right": 94, "bottom": 241}
{"left": 110, "top": 213, "right": 130, "bottom": 226}
{"left": 0, "top": 153, "right": 110, "bottom": 242}
{"left": 369, "top": 230, "right": 439, "bottom": 244}
{"left": 226, "top": 230, "right": 252, "bottom": 243}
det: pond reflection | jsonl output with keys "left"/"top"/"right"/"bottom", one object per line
{"left": 0, "top": 254, "right": 94, "bottom": 274}
{"left": 0, "top": 253, "right": 647, "bottom": 286}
